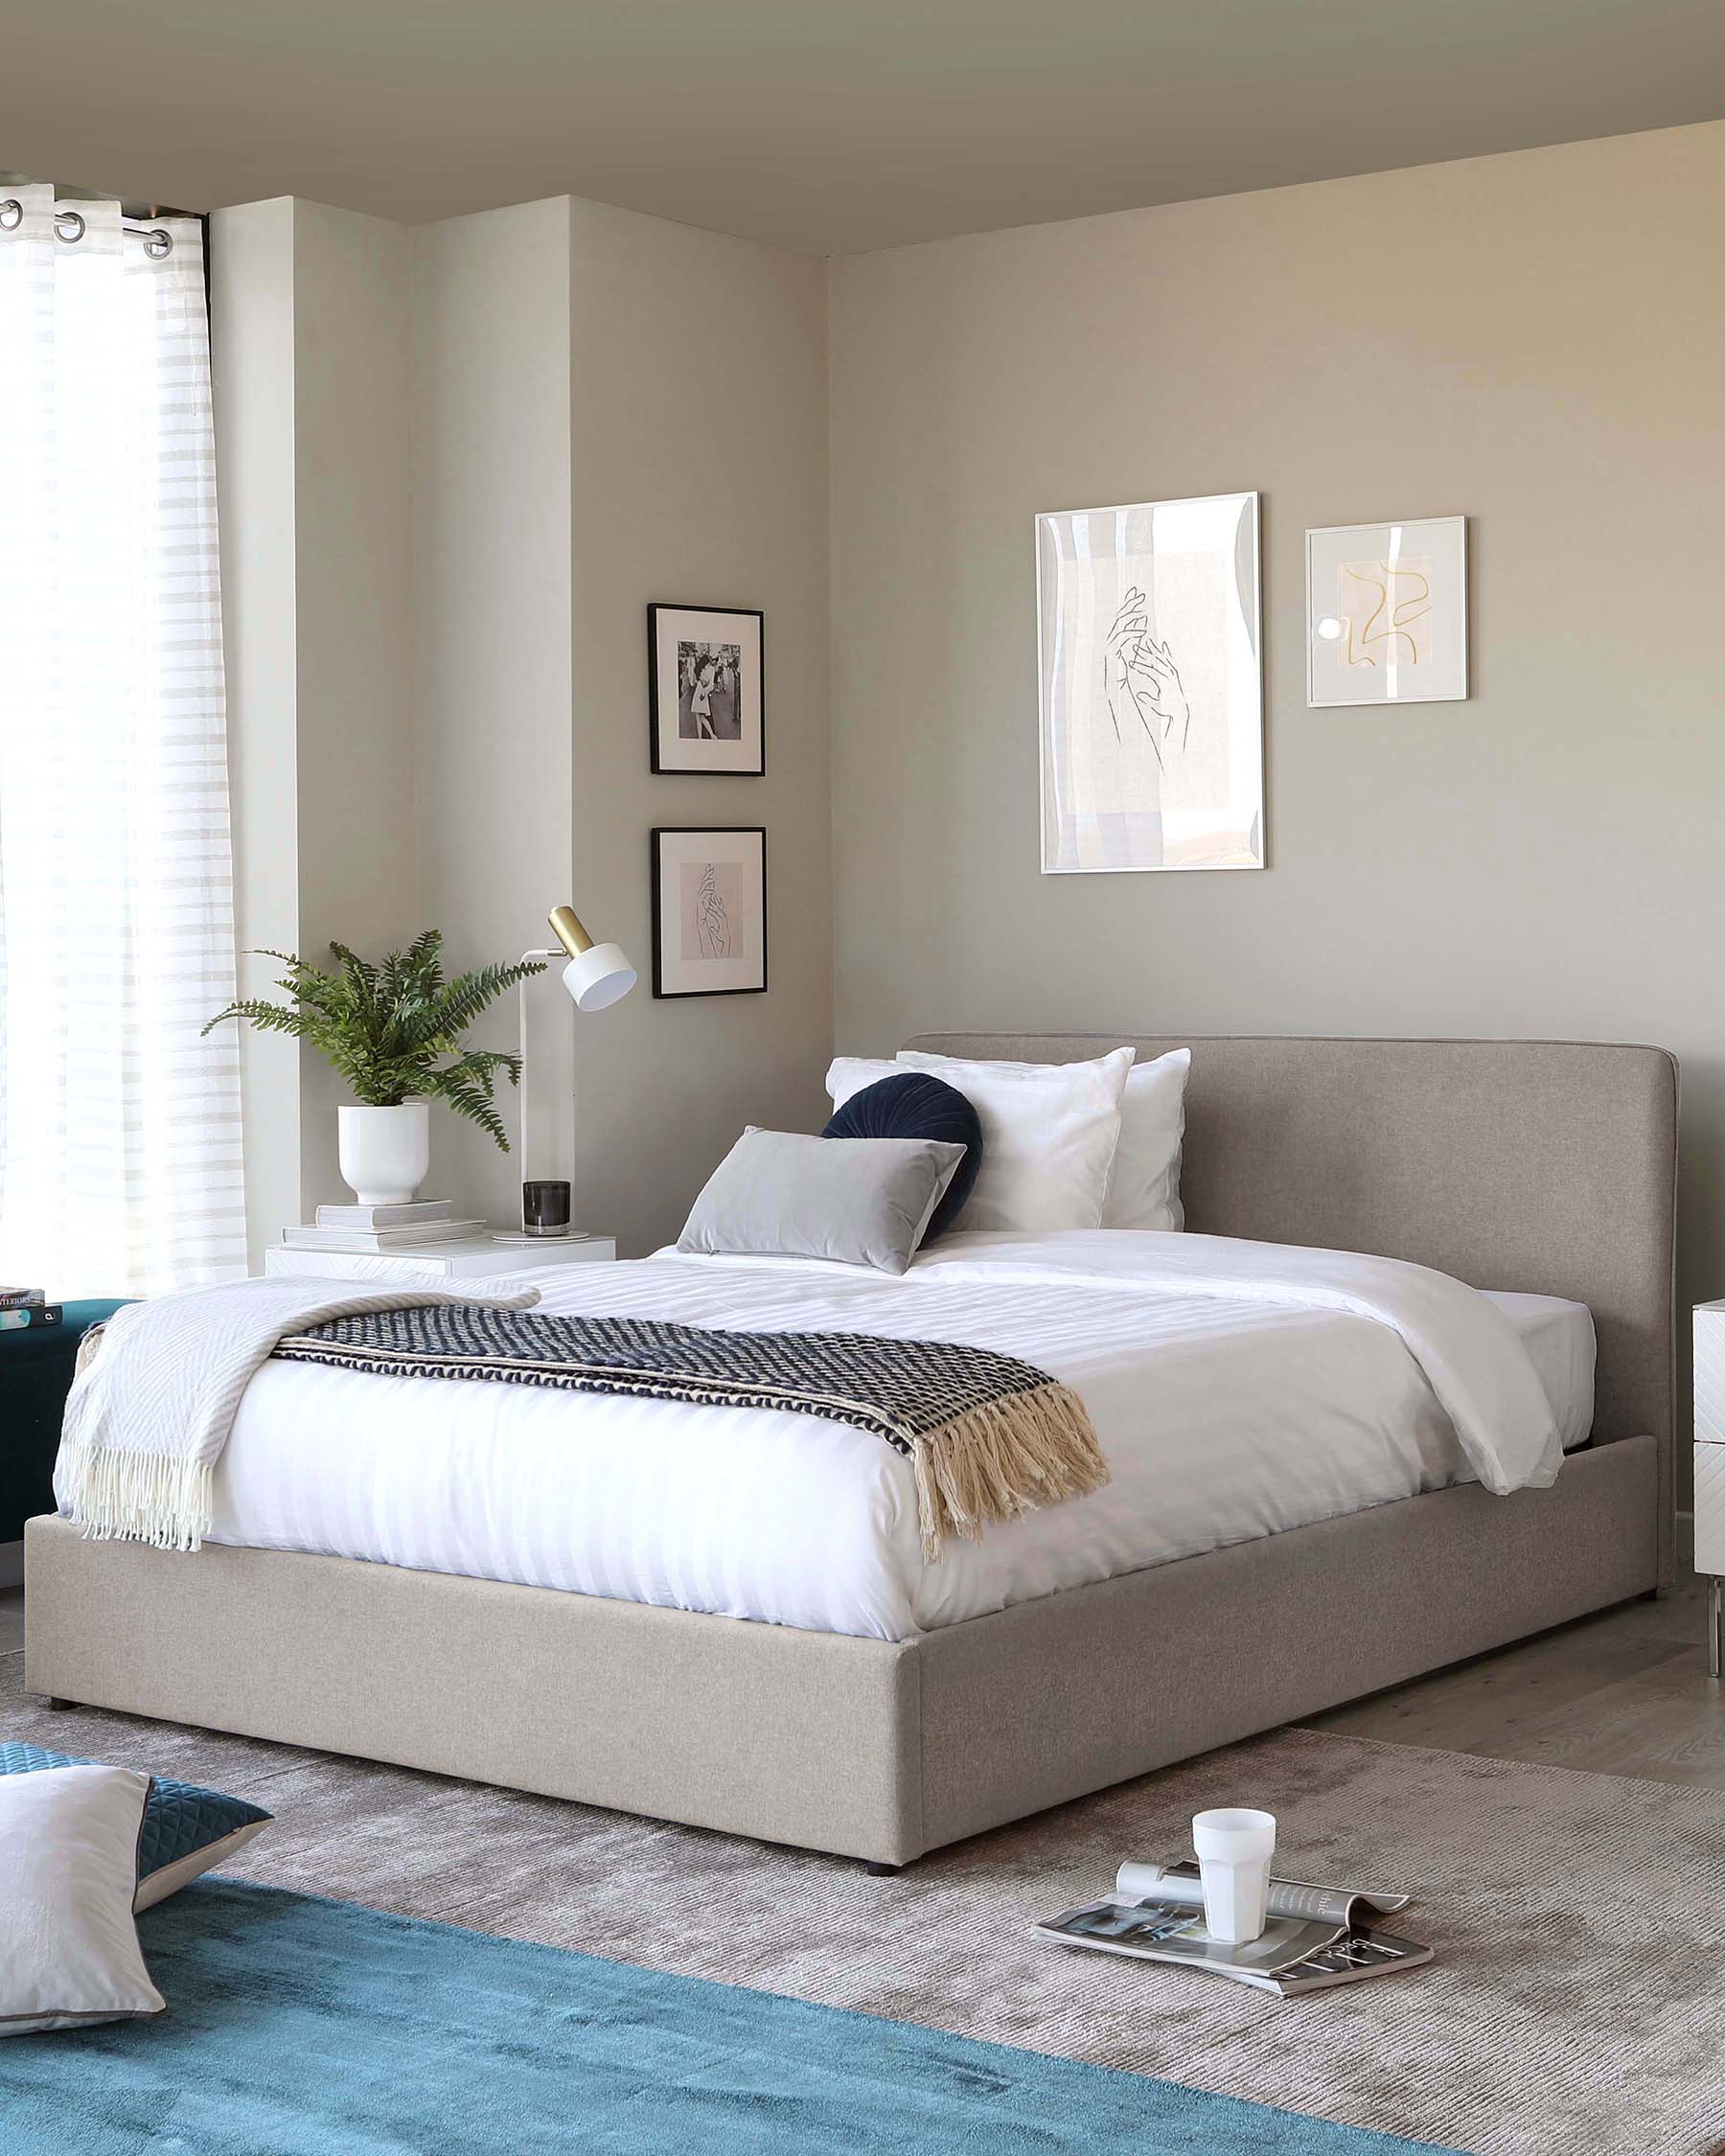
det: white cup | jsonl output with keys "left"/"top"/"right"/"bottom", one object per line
{"left": 1192, "top": 1807, "right": 1276, "bottom": 1943}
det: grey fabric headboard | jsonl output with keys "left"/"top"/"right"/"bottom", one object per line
{"left": 904, "top": 1034, "right": 1677, "bottom": 1464}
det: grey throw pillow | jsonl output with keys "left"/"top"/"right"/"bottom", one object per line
{"left": 678, "top": 1127, "right": 966, "bottom": 1274}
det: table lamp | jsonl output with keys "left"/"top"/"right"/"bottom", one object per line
{"left": 514, "top": 905, "right": 636, "bottom": 1236}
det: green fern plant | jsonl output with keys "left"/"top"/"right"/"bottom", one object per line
{"left": 204, "top": 931, "right": 546, "bottom": 1151}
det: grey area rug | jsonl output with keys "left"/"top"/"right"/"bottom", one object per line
{"left": 4, "top": 1647, "right": 1720, "bottom": 2156}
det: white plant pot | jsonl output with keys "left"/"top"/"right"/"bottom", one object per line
{"left": 337, "top": 1101, "right": 430, "bottom": 1206}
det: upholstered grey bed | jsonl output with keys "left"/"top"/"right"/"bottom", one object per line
{"left": 24, "top": 1034, "right": 1676, "bottom": 1868}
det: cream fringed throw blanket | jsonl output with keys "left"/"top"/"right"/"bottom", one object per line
{"left": 60, "top": 1279, "right": 543, "bottom": 1551}
{"left": 274, "top": 1303, "right": 1109, "bottom": 1561}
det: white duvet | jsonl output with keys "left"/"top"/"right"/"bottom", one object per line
{"left": 61, "top": 1230, "right": 1584, "bottom": 1642}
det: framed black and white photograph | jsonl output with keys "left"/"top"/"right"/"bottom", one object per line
{"left": 648, "top": 604, "right": 765, "bottom": 774}
{"left": 651, "top": 827, "right": 768, "bottom": 998}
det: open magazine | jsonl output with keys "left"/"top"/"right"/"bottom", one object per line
{"left": 1036, "top": 1859, "right": 1433, "bottom": 1995}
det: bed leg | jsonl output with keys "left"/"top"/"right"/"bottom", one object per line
{"left": 44, "top": 1697, "right": 76, "bottom": 1711}
{"left": 862, "top": 1860, "right": 903, "bottom": 1877}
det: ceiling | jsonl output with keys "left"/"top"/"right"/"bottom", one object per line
{"left": 5, "top": 0, "right": 1723, "bottom": 255}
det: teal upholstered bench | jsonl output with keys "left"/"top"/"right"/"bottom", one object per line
{"left": 1, "top": 1301, "right": 130, "bottom": 1570}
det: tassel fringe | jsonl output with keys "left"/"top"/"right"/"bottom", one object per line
{"left": 58, "top": 1442, "right": 213, "bottom": 1553}
{"left": 911, "top": 1381, "right": 1109, "bottom": 1563}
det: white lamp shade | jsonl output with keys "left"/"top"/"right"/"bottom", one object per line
{"left": 562, "top": 941, "right": 635, "bottom": 1012}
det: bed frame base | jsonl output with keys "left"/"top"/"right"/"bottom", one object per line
{"left": 23, "top": 1435, "right": 1657, "bottom": 1867}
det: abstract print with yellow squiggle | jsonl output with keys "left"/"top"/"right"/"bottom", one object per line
{"left": 1339, "top": 557, "right": 1434, "bottom": 668}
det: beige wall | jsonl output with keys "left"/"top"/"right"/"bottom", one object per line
{"left": 218, "top": 125, "right": 1722, "bottom": 1342}
{"left": 829, "top": 122, "right": 1725, "bottom": 1342}
{"left": 291, "top": 202, "right": 419, "bottom": 1212}
{"left": 410, "top": 194, "right": 830, "bottom": 1251}
{"left": 411, "top": 196, "right": 577, "bottom": 1227}
{"left": 218, "top": 191, "right": 829, "bottom": 1253}
{"left": 211, "top": 197, "right": 299, "bottom": 1270}
{"left": 212, "top": 196, "right": 417, "bottom": 1260}
{"left": 567, "top": 200, "right": 831, "bottom": 1252}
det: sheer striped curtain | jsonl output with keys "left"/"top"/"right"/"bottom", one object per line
{"left": 0, "top": 186, "right": 246, "bottom": 1296}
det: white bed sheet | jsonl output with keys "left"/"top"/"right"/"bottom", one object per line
{"left": 143, "top": 1231, "right": 1596, "bottom": 1643}
{"left": 1480, "top": 1290, "right": 1594, "bottom": 1454}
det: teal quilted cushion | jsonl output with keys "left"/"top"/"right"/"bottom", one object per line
{"left": 0, "top": 1745, "right": 270, "bottom": 1890}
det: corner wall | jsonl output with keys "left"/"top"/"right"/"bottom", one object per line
{"left": 291, "top": 201, "right": 419, "bottom": 1211}
{"left": 213, "top": 196, "right": 417, "bottom": 1263}
{"left": 411, "top": 196, "right": 576, "bottom": 1227}
{"left": 211, "top": 196, "right": 298, "bottom": 1270}
{"left": 218, "top": 192, "right": 830, "bottom": 1255}
{"left": 566, "top": 201, "right": 832, "bottom": 1253}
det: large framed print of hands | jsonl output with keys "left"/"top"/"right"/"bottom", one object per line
{"left": 1103, "top": 587, "right": 1192, "bottom": 768}
{"left": 1038, "top": 493, "right": 1263, "bottom": 873}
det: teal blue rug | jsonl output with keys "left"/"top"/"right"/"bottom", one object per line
{"left": 0, "top": 1880, "right": 1438, "bottom": 2153}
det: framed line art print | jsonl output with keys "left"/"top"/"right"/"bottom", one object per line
{"left": 648, "top": 604, "right": 765, "bottom": 774}
{"left": 1037, "top": 492, "right": 1263, "bottom": 874}
{"left": 651, "top": 827, "right": 768, "bottom": 998}
{"left": 1306, "top": 516, "right": 1467, "bottom": 707}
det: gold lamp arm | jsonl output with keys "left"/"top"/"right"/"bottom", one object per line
{"left": 547, "top": 906, "right": 593, "bottom": 958}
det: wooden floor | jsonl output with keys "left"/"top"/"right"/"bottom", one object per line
{"left": 1302, "top": 1559, "right": 1725, "bottom": 1790}
{"left": 5, "top": 1571, "right": 1722, "bottom": 1790}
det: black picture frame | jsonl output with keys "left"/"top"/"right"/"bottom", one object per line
{"left": 648, "top": 603, "right": 765, "bottom": 775}
{"left": 651, "top": 827, "right": 769, "bottom": 998}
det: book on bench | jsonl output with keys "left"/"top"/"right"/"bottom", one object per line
{"left": 282, "top": 1219, "right": 486, "bottom": 1251}
{"left": 1036, "top": 1858, "right": 1432, "bottom": 1994}
{"left": 314, "top": 1200, "right": 454, "bottom": 1229}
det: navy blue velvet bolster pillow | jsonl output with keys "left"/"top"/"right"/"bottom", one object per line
{"left": 821, "top": 1071, "right": 982, "bottom": 1241}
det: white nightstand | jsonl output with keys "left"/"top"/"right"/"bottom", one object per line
{"left": 1692, "top": 1300, "right": 1725, "bottom": 1677}
{"left": 264, "top": 1234, "right": 617, "bottom": 1286}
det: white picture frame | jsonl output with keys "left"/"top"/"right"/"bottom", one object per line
{"left": 1306, "top": 516, "right": 1467, "bottom": 707}
{"left": 1037, "top": 492, "right": 1263, "bottom": 874}
{"left": 651, "top": 827, "right": 767, "bottom": 998}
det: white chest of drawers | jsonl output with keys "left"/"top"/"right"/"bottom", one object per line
{"left": 264, "top": 1235, "right": 617, "bottom": 1285}
{"left": 1691, "top": 1301, "right": 1725, "bottom": 1675}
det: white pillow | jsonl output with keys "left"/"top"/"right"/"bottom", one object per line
{"left": 895, "top": 1044, "right": 1192, "bottom": 1233}
{"left": 0, "top": 1764, "right": 167, "bottom": 2036}
{"left": 1103, "top": 1048, "right": 1192, "bottom": 1230}
{"left": 830, "top": 1046, "right": 1132, "bottom": 1233}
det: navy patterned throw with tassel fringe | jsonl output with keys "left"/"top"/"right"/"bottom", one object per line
{"left": 275, "top": 1304, "right": 1108, "bottom": 1561}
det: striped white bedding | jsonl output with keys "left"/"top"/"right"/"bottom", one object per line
{"left": 58, "top": 1229, "right": 1594, "bottom": 1643}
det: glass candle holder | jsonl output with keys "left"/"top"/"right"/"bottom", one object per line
{"left": 521, "top": 1179, "right": 572, "bottom": 1238}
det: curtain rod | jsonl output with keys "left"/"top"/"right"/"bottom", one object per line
{"left": 0, "top": 196, "right": 178, "bottom": 257}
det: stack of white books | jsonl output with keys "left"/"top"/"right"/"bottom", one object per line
{"left": 281, "top": 1200, "right": 487, "bottom": 1254}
